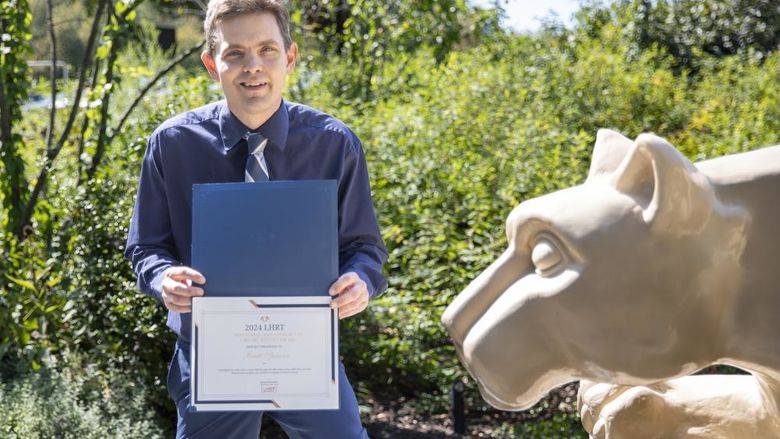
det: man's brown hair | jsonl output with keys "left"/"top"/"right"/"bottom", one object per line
{"left": 204, "top": 0, "right": 293, "bottom": 55}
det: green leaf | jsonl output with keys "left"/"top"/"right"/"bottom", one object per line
{"left": 96, "top": 44, "right": 111, "bottom": 59}
{"left": 5, "top": 274, "right": 36, "bottom": 292}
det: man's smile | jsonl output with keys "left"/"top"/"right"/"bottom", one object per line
{"left": 240, "top": 80, "right": 269, "bottom": 90}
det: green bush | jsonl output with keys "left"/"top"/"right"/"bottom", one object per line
{"left": 512, "top": 412, "right": 586, "bottom": 438}
{"left": 0, "top": 364, "right": 164, "bottom": 438}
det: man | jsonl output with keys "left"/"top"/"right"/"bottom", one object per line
{"left": 124, "top": 0, "right": 388, "bottom": 437}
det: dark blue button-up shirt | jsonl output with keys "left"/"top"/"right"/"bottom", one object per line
{"left": 125, "top": 100, "right": 388, "bottom": 342}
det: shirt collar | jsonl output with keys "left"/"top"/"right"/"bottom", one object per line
{"left": 219, "top": 100, "right": 290, "bottom": 152}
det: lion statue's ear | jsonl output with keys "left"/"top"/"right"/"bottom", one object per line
{"left": 587, "top": 129, "right": 634, "bottom": 182}
{"left": 610, "top": 133, "right": 714, "bottom": 233}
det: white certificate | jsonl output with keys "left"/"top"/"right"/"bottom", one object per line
{"left": 191, "top": 296, "right": 339, "bottom": 411}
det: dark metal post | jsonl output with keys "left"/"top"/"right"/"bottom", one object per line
{"left": 452, "top": 380, "right": 466, "bottom": 435}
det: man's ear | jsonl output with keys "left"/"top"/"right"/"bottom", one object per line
{"left": 587, "top": 129, "right": 634, "bottom": 182}
{"left": 610, "top": 133, "right": 714, "bottom": 233}
{"left": 285, "top": 42, "right": 298, "bottom": 73}
{"left": 201, "top": 50, "right": 220, "bottom": 81}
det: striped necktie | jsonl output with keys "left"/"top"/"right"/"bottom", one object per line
{"left": 244, "top": 132, "right": 269, "bottom": 182}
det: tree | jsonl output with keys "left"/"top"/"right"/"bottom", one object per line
{"left": 1, "top": 0, "right": 204, "bottom": 241}
{"left": 1, "top": 0, "right": 33, "bottom": 237}
{"left": 289, "top": 0, "right": 473, "bottom": 100}
{"left": 633, "top": 0, "right": 780, "bottom": 69}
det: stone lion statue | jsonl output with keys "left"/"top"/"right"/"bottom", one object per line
{"left": 441, "top": 129, "right": 780, "bottom": 438}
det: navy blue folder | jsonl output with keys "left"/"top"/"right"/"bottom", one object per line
{"left": 191, "top": 181, "right": 338, "bottom": 296}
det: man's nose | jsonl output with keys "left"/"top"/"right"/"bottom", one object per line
{"left": 243, "top": 54, "right": 264, "bottom": 72}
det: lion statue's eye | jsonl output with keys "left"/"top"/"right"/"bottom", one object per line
{"left": 531, "top": 237, "right": 564, "bottom": 276}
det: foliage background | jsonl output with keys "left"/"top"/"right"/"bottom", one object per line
{"left": 1, "top": 0, "right": 779, "bottom": 437}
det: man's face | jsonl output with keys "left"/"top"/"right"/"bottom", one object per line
{"left": 201, "top": 12, "right": 297, "bottom": 129}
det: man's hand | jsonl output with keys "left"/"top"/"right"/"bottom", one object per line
{"left": 329, "top": 272, "right": 369, "bottom": 319}
{"left": 160, "top": 266, "right": 206, "bottom": 313}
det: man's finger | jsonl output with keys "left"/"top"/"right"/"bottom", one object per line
{"left": 166, "top": 266, "right": 206, "bottom": 284}
{"left": 162, "top": 282, "right": 204, "bottom": 298}
{"left": 163, "top": 290, "right": 196, "bottom": 307}
{"left": 329, "top": 272, "right": 360, "bottom": 296}
{"left": 337, "top": 299, "right": 367, "bottom": 319}
{"left": 167, "top": 282, "right": 205, "bottom": 297}
{"left": 330, "top": 285, "right": 362, "bottom": 309}
{"left": 165, "top": 302, "right": 192, "bottom": 313}
{"left": 162, "top": 289, "right": 193, "bottom": 311}
{"left": 338, "top": 304, "right": 359, "bottom": 319}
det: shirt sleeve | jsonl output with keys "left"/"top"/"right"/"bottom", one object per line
{"left": 124, "top": 132, "right": 181, "bottom": 303}
{"left": 338, "top": 131, "right": 389, "bottom": 299}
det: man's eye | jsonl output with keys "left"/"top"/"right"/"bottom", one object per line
{"left": 531, "top": 235, "right": 565, "bottom": 277}
{"left": 225, "top": 51, "right": 241, "bottom": 57}
{"left": 261, "top": 46, "right": 277, "bottom": 53}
